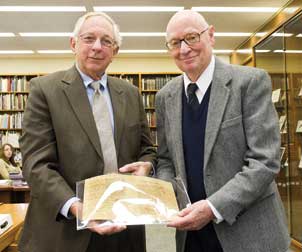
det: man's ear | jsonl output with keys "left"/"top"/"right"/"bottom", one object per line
{"left": 208, "top": 25, "right": 215, "bottom": 47}
{"left": 70, "top": 37, "right": 76, "bottom": 53}
{"left": 113, "top": 46, "right": 119, "bottom": 56}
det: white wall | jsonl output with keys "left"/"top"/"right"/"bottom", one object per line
{"left": 0, "top": 55, "right": 230, "bottom": 75}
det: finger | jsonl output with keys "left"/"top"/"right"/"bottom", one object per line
{"left": 178, "top": 207, "right": 192, "bottom": 217}
{"left": 119, "top": 164, "right": 137, "bottom": 173}
{"left": 91, "top": 225, "right": 126, "bottom": 235}
{"left": 167, "top": 215, "right": 192, "bottom": 229}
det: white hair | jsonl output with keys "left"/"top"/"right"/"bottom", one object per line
{"left": 72, "top": 12, "right": 122, "bottom": 47}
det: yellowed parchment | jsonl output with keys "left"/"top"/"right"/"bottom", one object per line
{"left": 82, "top": 174, "right": 178, "bottom": 224}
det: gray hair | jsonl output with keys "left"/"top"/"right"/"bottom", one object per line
{"left": 72, "top": 12, "right": 122, "bottom": 47}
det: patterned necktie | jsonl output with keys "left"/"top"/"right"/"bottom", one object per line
{"left": 187, "top": 83, "right": 199, "bottom": 110}
{"left": 90, "top": 81, "right": 118, "bottom": 174}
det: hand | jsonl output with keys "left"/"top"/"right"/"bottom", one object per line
{"left": 69, "top": 202, "right": 126, "bottom": 235}
{"left": 167, "top": 200, "right": 215, "bottom": 231}
{"left": 89, "top": 223, "right": 127, "bottom": 235}
{"left": 69, "top": 201, "right": 82, "bottom": 218}
{"left": 119, "top": 161, "right": 152, "bottom": 176}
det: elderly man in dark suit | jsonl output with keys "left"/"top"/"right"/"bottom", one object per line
{"left": 155, "top": 10, "right": 290, "bottom": 252}
{"left": 19, "top": 12, "right": 156, "bottom": 252}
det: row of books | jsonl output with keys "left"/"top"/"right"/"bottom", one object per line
{"left": 0, "top": 113, "right": 23, "bottom": 129}
{"left": 146, "top": 111, "right": 156, "bottom": 127}
{"left": 0, "top": 94, "right": 28, "bottom": 110}
{"left": 141, "top": 76, "right": 175, "bottom": 90}
{"left": 142, "top": 93, "right": 155, "bottom": 108}
{"left": 0, "top": 77, "right": 31, "bottom": 92}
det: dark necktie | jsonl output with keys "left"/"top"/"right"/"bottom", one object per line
{"left": 187, "top": 83, "right": 199, "bottom": 110}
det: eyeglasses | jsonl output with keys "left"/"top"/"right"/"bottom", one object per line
{"left": 79, "top": 33, "right": 116, "bottom": 48}
{"left": 166, "top": 27, "right": 209, "bottom": 50}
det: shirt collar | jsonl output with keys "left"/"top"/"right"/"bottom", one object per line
{"left": 75, "top": 64, "right": 108, "bottom": 89}
{"left": 184, "top": 55, "right": 215, "bottom": 96}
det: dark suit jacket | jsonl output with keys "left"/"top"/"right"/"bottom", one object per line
{"left": 155, "top": 58, "right": 290, "bottom": 252}
{"left": 19, "top": 66, "right": 156, "bottom": 252}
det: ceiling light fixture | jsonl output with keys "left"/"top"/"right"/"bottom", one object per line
{"left": 0, "top": 50, "right": 34, "bottom": 54}
{"left": 93, "top": 6, "right": 184, "bottom": 12}
{"left": 121, "top": 32, "right": 166, "bottom": 37}
{"left": 255, "top": 32, "right": 267, "bottom": 37}
{"left": 37, "top": 50, "right": 73, "bottom": 54}
{"left": 255, "top": 50, "right": 271, "bottom": 53}
{"left": 212, "top": 49, "right": 233, "bottom": 54}
{"left": 119, "top": 50, "right": 168, "bottom": 53}
{"left": 274, "top": 50, "right": 302, "bottom": 54}
{"left": 214, "top": 33, "right": 252, "bottom": 37}
{"left": 236, "top": 49, "right": 253, "bottom": 54}
{"left": 192, "top": 7, "right": 279, "bottom": 13}
{"left": 0, "top": 6, "right": 86, "bottom": 12}
{"left": 272, "top": 33, "right": 293, "bottom": 37}
{"left": 20, "top": 32, "right": 73, "bottom": 37}
{"left": 0, "top": 33, "right": 15, "bottom": 37}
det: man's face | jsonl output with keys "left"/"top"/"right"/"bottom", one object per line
{"left": 166, "top": 17, "right": 215, "bottom": 81}
{"left": 70, "top": 16, "right": 118, "bottom": 79}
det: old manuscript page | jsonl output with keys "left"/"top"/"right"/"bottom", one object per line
{"left": 82, "top": 174, "right": 179, "bottom": 224}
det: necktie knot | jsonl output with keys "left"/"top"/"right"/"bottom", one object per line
{"left": 90, "top": 81, "right": 104, "bottom": 93}
{"left": 187, "top": 83, "right": 198, "bottom": 96}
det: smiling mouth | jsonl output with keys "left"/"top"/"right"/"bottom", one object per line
{"left": 89, "top": 57, "right": 103, "bottom": 60}
{"left": 181, "top": 57, "right": 196, "bottom": 62}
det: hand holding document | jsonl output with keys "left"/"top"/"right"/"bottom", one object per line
{"left": 76, "top": 174, "right": 182, "bottom": 230}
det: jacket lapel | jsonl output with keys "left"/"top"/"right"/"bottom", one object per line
{"left": 166, "top": 76, "right": 188, "bottom": 188}
{"left": 61, "top": 66, "right": 103, "bottom": 158}
{"left": 204, "top": 58, "right": 232, "bottom": 169}
{"left": 107, "top": 76, "right": 126, "bottom": 158}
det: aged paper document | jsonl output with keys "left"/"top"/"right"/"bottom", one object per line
{"left": 81, "top": 174, "right": 179, "bottom": 224}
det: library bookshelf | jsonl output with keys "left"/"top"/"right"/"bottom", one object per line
{"left": 0, "top": 72, "right": 181, "bottom": 149}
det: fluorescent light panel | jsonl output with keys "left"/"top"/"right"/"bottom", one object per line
{"left": 255, "top": 32, "right": 267, "bottom": 37}
{"left": 0, "top": 50, "right": 34, "bottom": 54}
{"left": 13, "top": 32, "right": 272, "bottom": 38}
{"left": 120, "top": 32, "right": 261, "bottom": 37}
{"left": 296, "top": 34, "right": 302, "bottom": 37}
{"left": 213, "top": 49, "right": 233, "bottom": 54}
{"left": 121, "top": 32, "right": 166, "bottom": 37}
{"left": 272, "top": 33, "right": 293, "bottom": 37}
{"left": 192, "top": 7, "right": 279, "bottom": 13}
{"left": 20, "top": 32, "right": 73, "bottom": 37}
{"left": 255, "top": 49, "right": 271, "bottom": 53}
{"left": 0, "top": 6, "right": 86, "bottom": 12}
{"left": 0, "top": 33, "right": 15, "bottom": 37}
{"left": 37, "top": 50, "right": 73, "bottom": 54}
{"left": 274, "top": 50, "right": 302, "bottom": 54}
{"left": 215, "top": 32, "right": 251, "bottom": 37}
{"left": 236, "top": 49, "right": 253, "bottom": 54}
{"left": 93, "top": 6, "right": 184, "bottom": 12}
{"left": 119, "top": 50, "right": 167, "bottom": 53}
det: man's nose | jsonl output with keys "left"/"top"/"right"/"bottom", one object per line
{"left": 92, "top": 38, "right": 102, "bottom": 49}
{"left": 179, "top": 40, "right": 191, "bottom": 54}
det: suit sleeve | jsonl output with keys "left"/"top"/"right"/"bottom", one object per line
{"left": 207, "top": 69, "right": 281, "bottom": 225}
{"left": 155, "top": 91, "right": 176, "bottom": 181}
{"left": 20, "top": 78, "right": 75, "bottom": 221}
